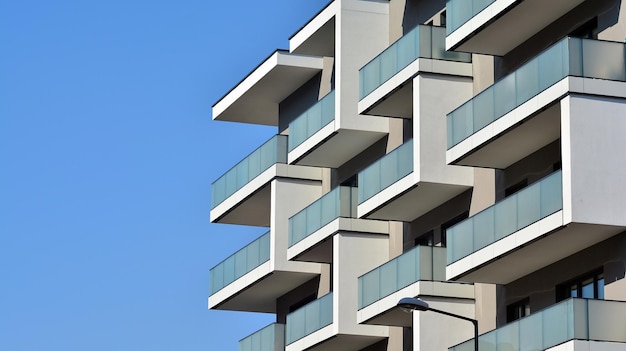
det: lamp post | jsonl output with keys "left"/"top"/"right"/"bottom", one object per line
{"left": 397, "top": 297, "right": 479, "bottom": 351}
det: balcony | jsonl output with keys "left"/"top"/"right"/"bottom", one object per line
{"left": 288, "top": 91, "right": 335, "bottom": 152}
{"left": 288, "top": 186, "right": 388, "bottom": 262}
{"left": 446, "top": 171, "right": 626, "bottom": 283}
{"left": 358, "top": 140, "right": 473, "bottom": 221}
{"left": 288, "top": 1, "right": 336, "bottom": 57}
{"left": 450, "top": 298, "right": 626, "bottom": 351}
{"left": 445, "top": 0, "right": 586, "bottom": 55}
{"left": 239, "top": 323, "right": 285, "bottom": 351}
{"left": 358, "top": 25, "right": 472, "bottom": 118}
{"left": 211, "top": 135, "right": 324, "bottom": 225}
{"left": 209, "top": 231, "right": 324, "bottom": 313}
{"left": 287, "top": 1, "right": 392, "bottom": 168}
{"left": 286, "top": 293, "right": 334, "bottom": 346}
{"left": 212, "top": 50, "right": 325, "bottom": 126}
{"left": 286, "top": 233, "right": 390, "bottom": 351}
{"left": 356, "top": 246, "right": 474, "bottom": 328}
{"left": 447, "top": 37, "right": 626, "bottom": 169}
{"left": 359, "top": 246, "right": 445, "bottom": 310}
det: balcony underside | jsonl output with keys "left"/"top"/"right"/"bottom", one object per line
{"left": 447, "top": 0, "right": 585, "bottom": 55}
{"left": 287, "top": 327, "right": 386, "bottom": 351}
{"left": 358, "top": 175, "right": 472, "bottom": 222}
{"left": 357, "top": 281, "right": 474, "bottom": 327}
{"left": 212, "top": 184, "right": 271, "bottom": 226}
{"left": 361, "top": 83, "right": 412, "bottom": 118}
{"left": 451, "top": 102, "right": 561, "bottom": 169}
{"left": 211, "top": 165, "right": 323, "bottom": 225}
{"left": 447, "top": 78, "right": 626, "bottom": 169}
{"left": 358, "top": 59, "right": 472, "bottom": 118}
{"left": 289, "top": 2, "right": 336, "bottom": 57}
{"left": 212, "top": 51, "right": 324, "bottom": 126}
{"left": 289, "top": 126, "right": 388, "bottom": 168}
{"left": 288, "top": 219, "right": 389, "bottom": 263}
{"left": 447, "top": 217, "right": 625, "bottom": 284}
{"left": 209, "top": 266, "right": 321, "bottom": 313}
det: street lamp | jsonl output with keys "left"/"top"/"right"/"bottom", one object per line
{"left": 397, "top": 297, "right": 479, "bottom": 351}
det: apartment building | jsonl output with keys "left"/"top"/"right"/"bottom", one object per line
{"left": 209, "top": 1, "right": 626, "bottom": 351}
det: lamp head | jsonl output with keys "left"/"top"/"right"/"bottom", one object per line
{"left": 397, "top": 297, "right": 429, "bottom": 313}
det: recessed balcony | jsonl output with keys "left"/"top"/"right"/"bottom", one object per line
{"left": 209, "top": 231, "right": 324, "bottom": 313}
{"left": 449, "top": 298, "right": 626, "bottom": 351}
{"left": 447, "top": 37, "right": 626, "bottom": 169}
{"left": 357, "top": 140, "right": 473, "bottom": 221}
{"left": 211, "top": 135, "right": 324, "bottom": 225}
{"left": 358, "top": 25, "right": 471, "bottom": 118}
{"left": 239, "top": 323, "right": 285, "bottom": 351}
{"left": 287, "top": 186, "right": 389, "bottom": 262}
{"left": 445, "top": 0, "right": 586, "bottom": 55}
{"left": 212, "top": 50, "right": 325, "bottom": 126}
{"left": 446, "top": 171, "right": 626, "bottom": 284}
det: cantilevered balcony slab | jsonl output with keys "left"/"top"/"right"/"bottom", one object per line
{"left": 289, "top": 1, "right": 336, "bottom": 57}
{"left": 287, "top": 187, "right": 389, "bottom": 262}
{"left": 287, "top": 90, "right": 389, "bottom": 168}
{"left": 212, "top": 50, "right": 324, "bottom": 126}
{"left": 445, "top": 0, "right": 585, "bottom": 55}
{"left": 450, "top": 299, "right": 626, "bottom": 351}
{"left": 209, "top": 231, "right": 324, "bottom": 313}
{"left": 357, "top": 140, "right": 473, "bottom": 222}
{"left": 286, "top": 233, "right": 390, "bottom": 351}
{"left": 211, "top": 135, "right": 323, "bottom": 226}
{"left": 358, "top": 25, "right": 471, "bottom": 118}
{"left": 446, "top": 171, "right": 626, "bottom": 284}
{"left": 356, "top": 246, "right": 474, "bottom": 327}
{"left": 447, "top": 38, "right": 626, "bottom": 169}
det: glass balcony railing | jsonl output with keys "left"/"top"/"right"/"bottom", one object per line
{"left": 446, "top": 0, "right": 496, "bottom": 35}
{"left": 360, "top": 25, "right": 471, "bottom": 99}
{"left": 212, "top": 135, "right": 288, "bottom": 208}
{"left": 289, "top": 186, "right": 357, "bottom": 247}
{"left": 358, "top": 246, "right": 446, "bottom": 309}
{"left": 358, "top": 140, "right": 413, "bottom": 204}
{"left": 209, "top": 231, "right": 271, "bottom": 295}
{"left": 288, "top": 91, "right": 335, "bottom": 151}
{"left": 449, "top": 298, "right": 626, "bottom": 351}
{"left": 447, "top": 171, "right": 562, "bottom": 264}
{"left": 286, "top": 293, "right": 333, "bottom": 345}
{"left": 239, "top": 323, "right": 284, "bottom": 351}
{"left": 447, "top": 37, "right": 626, "bottom": 148}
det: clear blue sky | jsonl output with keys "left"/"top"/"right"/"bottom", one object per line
{"left": 0, "top": 1, "right": 329, "bottom": 350}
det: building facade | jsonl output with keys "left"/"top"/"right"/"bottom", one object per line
{"left": 209, "top": 1, "right": 626, "bottom": 350}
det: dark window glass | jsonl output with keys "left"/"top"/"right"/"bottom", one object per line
{"left": 506, "top": 298, "right": 530, "bottom": 323}
{"left": 557, "top": 270, "right": 604, "bottom": 301}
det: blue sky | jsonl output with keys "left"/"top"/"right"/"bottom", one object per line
{"left": 0, "top": 1, "right": 329, "bottom": 350}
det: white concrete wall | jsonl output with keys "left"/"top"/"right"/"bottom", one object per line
{"left": 413, "top": 296, "right": 476, "bottom": 351}
{"left": 334, "top": 232, "right": 389, "bottom": 337}
{"left": 414, "top": 73, "right": 474, "bottom": 185}
{"left": 335, "top": 0, "right": 390, "bottom": 130}
{"left": 561, "top": 95, "right": 626, "bottom": 227}
{"left": 271, "top": 178, "right": 323, "bottom": 271}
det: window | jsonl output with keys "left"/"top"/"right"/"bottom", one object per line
{"left": 506, "top": 298, "right": 530, "bottom": 323}
{"left": 557, "top": 270, "right": 604, "bottom": 301}
{"left": 440, "top": 11, "right": 447, "bottom": 27}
